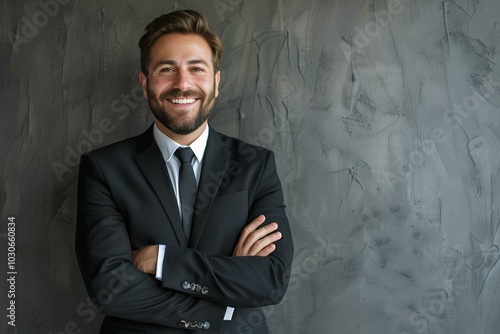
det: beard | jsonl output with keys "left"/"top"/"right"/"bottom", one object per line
{"left": 147, "top": 83, "right": 216, "bottom": 135}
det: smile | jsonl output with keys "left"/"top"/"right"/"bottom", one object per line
{"left": 168, "top": 98, "right": 197, "bottom": 104}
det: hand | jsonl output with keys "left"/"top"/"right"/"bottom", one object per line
{"left": 232, "top": 215, "right": 282, "bottom": 257}
{"left": 132, "top": 245, "right": 158, "bottom": 275}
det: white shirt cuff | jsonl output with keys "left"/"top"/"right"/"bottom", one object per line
{"left": 224, "top": 307, "right": 235, "bottom": 321}
{"left": 155, "top": 244, "right": 166, "bottom": 281}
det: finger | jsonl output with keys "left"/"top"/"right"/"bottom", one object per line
{"left": 240, "top": 215, "right": 266, "bottom": 239}
{"left": 239, "top": 222, "right": 278, "bottom": 255}
{"left": 256, "top": 243, "right": 276, "bottom": 257}
{"left": 247, "top": 222, "right": 279, "bottom": 244}
{"left": 248, "top": 231, "right": 282, "bottom": 256}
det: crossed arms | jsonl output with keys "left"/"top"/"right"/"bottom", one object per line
{"left": 133, "top": 214, "right": 282, "bottom": 274}
{"left": 75, "top": 147, "right": 293, "bottom": 330}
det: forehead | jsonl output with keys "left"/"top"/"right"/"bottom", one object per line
{"left": 149, "top": 33, "right": 213, "bottom": 66}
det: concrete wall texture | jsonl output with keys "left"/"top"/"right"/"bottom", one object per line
{"left": 1, "top": 0, "right": 500, "bottom": 333}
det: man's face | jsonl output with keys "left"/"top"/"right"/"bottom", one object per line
{"left": 140, "top": 33, "right": 220, "bottom": 137}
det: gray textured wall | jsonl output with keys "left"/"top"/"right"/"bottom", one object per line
{"left": 1, "top": 0, "right": 500, "bottom": 333}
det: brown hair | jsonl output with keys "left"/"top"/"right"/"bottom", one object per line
{"left": 138, "top": 9, "right": 224, "bottom": 74}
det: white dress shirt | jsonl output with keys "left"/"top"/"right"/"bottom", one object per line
{"left": 152, "top": 123, "right": 234, "bottom": 321}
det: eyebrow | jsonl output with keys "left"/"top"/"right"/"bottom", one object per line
{"left": 153, "top": 59, "right": 210, "bottom": 70}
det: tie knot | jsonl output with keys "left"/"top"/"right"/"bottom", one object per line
{"left": 175, "top": 147, "right": 195, "bottom": 163}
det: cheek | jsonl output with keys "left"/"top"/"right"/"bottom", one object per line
{"left": 148, "top": 80, "right": 169, "bottom": 97}
{"left": 201, "top": 81, "right": 217, "bottom": 98}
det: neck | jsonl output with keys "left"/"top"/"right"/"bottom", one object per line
{"left": 154, "top": 119, "right": 207, "bottom": 146}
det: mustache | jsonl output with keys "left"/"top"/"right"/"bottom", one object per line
{"left": 159, "top": 89, "right": 204, "bottom": 100}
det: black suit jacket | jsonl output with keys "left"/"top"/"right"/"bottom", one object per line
{"left": 75, "top": 125, "right": 293, "bottom": 333}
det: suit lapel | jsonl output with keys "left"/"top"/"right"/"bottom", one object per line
{"left": 133, "top": 126, "right": 187, "bottom": 247}
{"left": 189, "top": 128, "right": 230, "bottom": 248}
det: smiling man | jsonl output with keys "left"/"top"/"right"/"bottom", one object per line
{"left": 142, "top": 33, "right": 219, "bottom": 143}
{"left": 75, "top": 9, "right": 293, "bottom": 334}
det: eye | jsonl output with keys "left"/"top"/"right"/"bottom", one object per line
{"left": 191, "top": 67, "right": 205, "bottom": 72}
{"left": 159, "top": 67, "right": 174, "bottom": 73}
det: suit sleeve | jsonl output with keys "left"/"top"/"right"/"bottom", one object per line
{"left": 75, "top": 153, "right": 226, "bottom": 330}
{"left": 161, "top": 150, "right": 294, "bottom": 308}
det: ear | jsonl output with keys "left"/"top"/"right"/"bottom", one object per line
{"left": 139, "top": 72, "right": 148, "bottom": 99}
{"left": 214, "top": 71, "right": 221, "bottom": 98}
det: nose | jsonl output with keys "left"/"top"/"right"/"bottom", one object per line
{"left": 173, "top": 69, "right": 191, "bottom": 91}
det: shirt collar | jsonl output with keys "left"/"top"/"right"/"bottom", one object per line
{"left": 153, "top": 123, "right": 209, "bottom": 163}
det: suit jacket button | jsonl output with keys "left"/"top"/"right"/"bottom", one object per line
{"left": 201, "top": 286, "right": 209, "bottom": 294}
{"left": 195, "top": 284, "right": 202, "bottom": 293}
{"left": 182, "top": 281, "right": 190, "bottom": 290}
{"left": 189, "top": 321, "right": 198, "bottom": 328}
{"left": 178, "top": 320, "right": 188, "bottom": 328}
{"left": 203, "top": 321, "right": 210, "bottom": 329}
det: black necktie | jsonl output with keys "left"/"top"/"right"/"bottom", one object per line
{"left": 174, "top": 147, "right": 197, "bottom": 240}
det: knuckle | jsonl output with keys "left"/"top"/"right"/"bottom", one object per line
{"left": 248, "top": 230, "right": 260, "bottom": 240}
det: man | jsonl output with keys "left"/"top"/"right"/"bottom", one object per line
{"left": 75, "top": 9, "right": 293, "bottom": 334}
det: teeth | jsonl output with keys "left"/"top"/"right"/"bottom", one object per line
{"left": 170, "top": 98, "right": 196, "bottom": 104}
